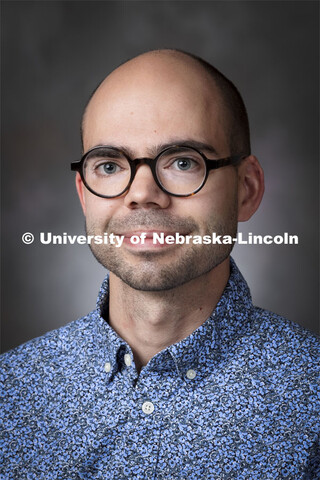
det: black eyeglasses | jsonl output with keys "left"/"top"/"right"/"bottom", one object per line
{"left": 71, "top": 145, "right": 246, "bottom": 198}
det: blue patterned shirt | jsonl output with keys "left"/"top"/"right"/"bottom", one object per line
{"left": 1, "top": 259, "right": 319, "bottom": 479}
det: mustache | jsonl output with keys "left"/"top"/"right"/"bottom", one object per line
{"left": 104, "top": 211, "right": 198, "bottom": 234}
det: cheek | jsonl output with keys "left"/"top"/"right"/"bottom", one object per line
{"left": 180, "top": 172, "right": 238, "bottom": 222}
{"left": 83, "top": 192, "right": 121, "bottom": 227}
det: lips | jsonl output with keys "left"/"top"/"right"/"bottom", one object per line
{"left": 120, "top": 230, "right": 185, "bottom": 238}
{"left": 117, "top": 230, "right": 192, "bottom": 244}
{"left": 114, "top": 229, "right": 192, "bottom": 250}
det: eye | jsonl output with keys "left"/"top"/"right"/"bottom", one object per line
{"left": 97, "top": 161, "right": 121, "bottom": 175}
{"left": 171, "top": 157, "right": 198, "bottom": 171}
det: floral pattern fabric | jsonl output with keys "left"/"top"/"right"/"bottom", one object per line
{"left": 1, "top": 258, "right": 319, "bottom": 479}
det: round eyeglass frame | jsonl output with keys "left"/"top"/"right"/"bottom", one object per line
{"left": 70, "top": 145, "right": 246, "bottom": 198}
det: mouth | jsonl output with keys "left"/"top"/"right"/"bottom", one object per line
{"left": 121, "top": 230, "right": 180, "bottom": 238}
{"left": 117, "top": 230, "right": 190, "bottom": 250}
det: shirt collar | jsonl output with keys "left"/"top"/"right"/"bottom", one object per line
{"left": 93, "top": 257, "right": 254, "bottom": 380}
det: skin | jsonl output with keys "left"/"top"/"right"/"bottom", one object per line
{"left": 76, "top": 50, "right": 264, "bottom": 371}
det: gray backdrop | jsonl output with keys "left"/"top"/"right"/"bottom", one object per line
{"left": 1, "top": 0, "right": 319, "bottom": 353}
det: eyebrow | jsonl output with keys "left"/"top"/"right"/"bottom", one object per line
{"left": 151, "top": 140, "right": 219, "bottom": 157}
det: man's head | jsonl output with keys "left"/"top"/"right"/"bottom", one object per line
{"left": 76, "top": 49, "right": 264, "bottom": 290}
{"left": 81, "top": 49, "right": 251, "bottom": 156}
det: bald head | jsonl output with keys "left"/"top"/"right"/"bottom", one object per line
{"left": 81, "top": 49, "right": 250, "bottom": 156}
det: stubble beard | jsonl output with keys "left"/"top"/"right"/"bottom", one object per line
{"left": 86, "top": 207, "right": 238, "bottom": 292}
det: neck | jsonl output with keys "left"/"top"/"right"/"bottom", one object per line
{"left": 108, "top": 257, "right": 230, "bottom": 372}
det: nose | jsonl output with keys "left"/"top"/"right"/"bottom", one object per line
{"left": 123, "top": 162, "right": 171, "bottom": 209}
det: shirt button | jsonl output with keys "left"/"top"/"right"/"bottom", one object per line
{"left": 124, "top": 353, "right": 132, "bottom": 367}
{"left": 104, "top": 362, "right": 111, "bottom": 373}
{"left": 186, "top": 369, "right": 197, "bottom": 379}
{"left": 142, "top": 401, "right": 154, "bottom": 415}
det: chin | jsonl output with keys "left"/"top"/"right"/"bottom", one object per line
{"left": 94, "top": 245, "right": 233, "bottom": 292}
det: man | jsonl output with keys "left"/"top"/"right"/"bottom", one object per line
{"left": 1, "top": 49, "right": 319, "bottom": 479}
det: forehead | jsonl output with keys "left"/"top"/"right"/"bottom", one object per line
{"left": 83, "top": 55, "right": 229, "bottom": 154}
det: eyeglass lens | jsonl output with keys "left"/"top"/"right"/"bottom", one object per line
{"left": 83, "top": 147, "right": 207, "bottom": 197}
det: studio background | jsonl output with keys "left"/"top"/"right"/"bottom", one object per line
{"left": 1, "top": 0, "right": 319, "bottom": 353}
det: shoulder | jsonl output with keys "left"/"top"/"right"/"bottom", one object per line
{"left": 248, "top": 305, "right": 319, "bottom": 381}
{"left": 0, "top": 313, "right": 97, "bottom": 379}
{"left": 0, "top": 312, "right": 111, "bottom": 422}
{"left": 252, "top": 305, "right": 319, "bottom": 350}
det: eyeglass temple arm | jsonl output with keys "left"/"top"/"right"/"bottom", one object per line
{"left": 206, "top": 155, "right": 246, "bottom": 171}
{"left": 71, "top": 161, "right": 81, "bottom": 171}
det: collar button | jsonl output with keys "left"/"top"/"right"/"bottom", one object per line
{"left": 104, "top": 361, "right": 111, "bottom": 373}
{"left": 124, "top": 353, "right": 132, "bottom": 367}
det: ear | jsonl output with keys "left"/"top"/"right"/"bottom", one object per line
{"left": 75, "top": 172, "right": 87, "bottom": 215}
{"left": 237, "top": 155, "right": 264, "bottom": 222}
